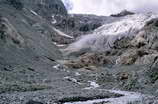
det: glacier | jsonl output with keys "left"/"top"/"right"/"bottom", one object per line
{"left": 65, "top": 13, "right": 158, "bottom": 53}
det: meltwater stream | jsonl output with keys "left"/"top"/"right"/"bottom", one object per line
{"left": 64, "top": 90, "right": 144, "bottom": 104}
{"left": 64, "top": 81, "right": 144, "bottom": 104}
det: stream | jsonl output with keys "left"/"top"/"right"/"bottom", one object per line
{"left": 64, "top": 89, "right": 144, "bottom": 104}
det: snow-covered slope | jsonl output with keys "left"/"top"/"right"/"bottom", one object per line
{"left": 65, "top": 13, "right": 158, "bottom": 52}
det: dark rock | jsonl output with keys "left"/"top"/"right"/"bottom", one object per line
{"left": 111, "top": 10, "right": 135, "bottom": 17}
{"left": 21, "top": 0, "right": 67, "bottom": 20}
{"left": 57, "top": 94, "right": 122, "bottom": 103}
{"left": 55, "top": 14, "right": 105, "bottom": 38}
{"left": 6, "top": 0, "right": 23, "bottom": 10}
{"left": 26, "top": 100, "right": 43, "bottom": 104}
{"left": 113, "top": 37, "right": 133, "bottom": 49}
{"left": 145, "top": 18, "right": 158, "bottom": 27}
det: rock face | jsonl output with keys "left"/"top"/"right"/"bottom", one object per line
{"left": 55, "top": 14, "right": 107, "bottom": 38}
{"left": 9, "top": 0, "right": 67, "bottom": 19}
{"left": 110, "top": 10, "right": 134, "bottom": 17}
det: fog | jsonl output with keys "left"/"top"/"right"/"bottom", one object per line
{"left": 62, "top": 0, "right": 158, "bottom": 16}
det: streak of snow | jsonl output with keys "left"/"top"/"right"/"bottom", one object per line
{"left": 53, "top": 42, "right": 66, "bottom": 47}
{"left": 30, "top": 10, "right": 38, "bottom": 16}
{"left": 88, "top": 81, "right": 99, "bottom": 88}
{"left": 53, "top": 27, "right": 74, "bottom": 39}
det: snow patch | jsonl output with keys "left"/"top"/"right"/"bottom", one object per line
{"left": 75, "top": 72, "right": 81, "bottom": 76}
{"left": 64, "top": 76, "right": 82, "bottom": 85}
{"left": 53, "top": 42, "right": 66, "bottom": 47}
{"left": 84, "top": 81, "right": 99, "bottom": 89}
{"left": 53, "top": 27, "right": 74, "bottom": 39}
{"left": 51, "top": 15, "right": 57, "bottom": 24}
{"left": 53, "top": 64, "right": 60, "bottom": 70}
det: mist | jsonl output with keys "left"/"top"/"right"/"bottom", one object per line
{"left": 62, "top": 0, "right": 158, "bottom": 16}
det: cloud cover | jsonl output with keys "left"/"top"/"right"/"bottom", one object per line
{"left": 62, "top": 0, "right": 158, "bottom": 16}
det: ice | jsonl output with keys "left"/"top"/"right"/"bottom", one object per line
{"left": 66, "top": 13, "right": 158, "bottom": 52}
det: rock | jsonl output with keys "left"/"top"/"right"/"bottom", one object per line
{"left": 22, "top": 0, "right": 67, "bottom": 20}
{"left": 111, "top": 10, "right": 135, "bottom": 17}
{"left": 26, "top": 100, "right": 43, "bottom": 104}
{"left": 116, "top": 49, "right": 138, "bottom": 65}
{"left": 55, "top": 14, "right": 104, "bottom": 38}
{"left": 135, "top": 53, "right": 158, "bottom": 65}
{"left": 142, "top": 18, "right": 158, "bottom": 49}
{"left": 151, "top": 42, "right": 158, "bottom": 50}
{"left": 119, "top": 72, "right": 129, "bottom": 80}
{"left": 93, "top": 101, "right": 110, "bottom": 104}
{"left": 116, "top": 49, "right": 150, "bottom": 65}
{"left": 5, "top": 0, "right": 24, "bottom": 10}
{"left": 148, "top": 65, "right": 158, "bottom": 83}
{"left": 113, "top": 37, "right": 133, "bottom": 49}
{"left": 145, "top": 18, "right": 158, "bottom": 27}
{"left": 131, "top": 31, "right": 147, "bottom": 48}
{"left": 84, "top": 65, "right": 98, "bottom": 71}
{"left": 64, "top": 52, "right": 114, "bottom": 69}
{"left": 0, "top": 0, "right": 67, "bottom": 20}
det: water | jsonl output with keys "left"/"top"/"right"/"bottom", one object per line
{"left": 64, "top": 90, "right": 144, "bottom": 104}
{"left": 64, "top": 80, "right": 143, "bottom": 104}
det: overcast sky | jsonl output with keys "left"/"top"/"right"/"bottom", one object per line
{"left": 62, "top": 0, "right": 158, "bottom": 16}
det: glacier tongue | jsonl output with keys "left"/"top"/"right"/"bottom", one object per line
{"left": 66, "top": 13, "right": 158, "bottom": 52}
